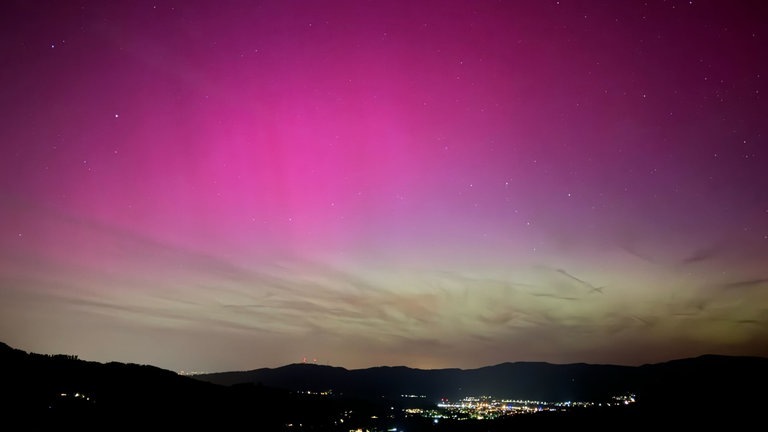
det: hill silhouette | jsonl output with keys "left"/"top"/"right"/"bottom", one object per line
{"left": 0, "top": 342, "right": 293, "bottom": 429}
{"left": 2, "top": 341, "right": 767, "bottom": 430}
{"left": 199, "top": 361, "right": 636, "bottom": 401}
{"left": 196, "top": 354, "right": 768, "bottom": 427}
{"left": 196, "top": 355, "right": 768, "bottom": 404}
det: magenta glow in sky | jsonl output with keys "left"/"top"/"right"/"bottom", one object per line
{"left": 1, "top": 0, "right": 767, "bottom": 372}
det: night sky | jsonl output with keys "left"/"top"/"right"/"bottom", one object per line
{"left": 1, "top": 0, "right": 767, "bottom": 372}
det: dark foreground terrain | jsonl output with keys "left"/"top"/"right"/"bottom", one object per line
{"left": 2, "top": 342, "right": 766, "bottom": 430}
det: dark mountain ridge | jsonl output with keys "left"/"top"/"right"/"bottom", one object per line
{"left": 0, "top": 342, "right": 290, "bottom": 429}
{"left": 196, "top": 354, "right": 767, "bottom": 404}
{"left": 3, "top": 341, "right": 767, "bottom": 430}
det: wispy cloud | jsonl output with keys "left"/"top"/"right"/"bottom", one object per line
{"left": 719, "top": 279, "right": 768, "bottom": 290}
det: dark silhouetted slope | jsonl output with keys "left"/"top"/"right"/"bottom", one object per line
{"left": 197, "top": 354, "right": 768, "bottom": 427}
{"left": 0, "top": 344, "right": 290, "bottom": 430}
{"left": 4, "top": 341, "right": 767, "bottom": 430}
{"left": 198, "top": 361, "right": 638, "bottom": 401}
